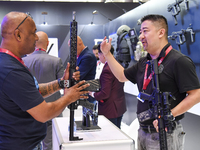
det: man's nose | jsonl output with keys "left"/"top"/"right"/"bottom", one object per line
{"left": 139, "top": 33, "right": 144, "bottom": 41}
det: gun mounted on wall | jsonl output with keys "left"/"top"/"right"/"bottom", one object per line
{"left": 168, "top": 25, "right": 195, "bottom": 51}
{"left": 167, "top": 0, "right": 189, "bottom": 25}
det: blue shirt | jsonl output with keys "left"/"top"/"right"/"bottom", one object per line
{"left": 0, "top": 53, "right": 46, "bottom": 150}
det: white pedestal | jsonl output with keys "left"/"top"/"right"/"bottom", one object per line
{"left": 52, "top": 115, "right": 135, "bottom": 150}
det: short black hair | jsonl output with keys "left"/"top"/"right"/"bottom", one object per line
{"left": 97, "top": 44, "right": 114, "bottom": 55}
{"left": 92, "top": 44, "right": 99, "bottom": 50}
{"left": 141, "top": 14, "right": 168, "bottom": 38}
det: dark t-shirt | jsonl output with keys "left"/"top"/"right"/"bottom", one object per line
{"left": 0, "top": 53, "right": 46, "bottom": 150}
{"left": 124, "top": 43, "right": 200, "bottom": 124}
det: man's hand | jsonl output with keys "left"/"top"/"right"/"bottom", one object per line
{"left": 153, "top": 119, "right": 159, "bottom": 132}
{"left": 89, "top": 91, "right": 94, "bottom": 98}
{"left": 62, "top": 62, "right": 80, "bottom": 81}
{"left": 28, "top": 80, "right": 90, "bottom": 123}
{"left": 64, "top": 80, "right": 90, "bottom": 102}
{"left": 153, "top": 119, "right": 168, "bottom": 132}
{"left": 100, "top": 36, "right": 112, "bottom": 57}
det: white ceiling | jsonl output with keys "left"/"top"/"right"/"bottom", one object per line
{"left": 0, "top": 0, "right": 149, "bottom": 3}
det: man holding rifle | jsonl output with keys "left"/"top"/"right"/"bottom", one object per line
{"left": 0, "top": 11, "right": 89, "bottom": 150}
{"left": 100, "top": 14, "right": 200, "bottom": 150}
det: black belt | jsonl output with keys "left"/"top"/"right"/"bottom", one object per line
{"left": 140, "top": 120, "right": 181, "bottom": 133}
{"left": 140, "top": 124, "right": 157, "bottom": 133}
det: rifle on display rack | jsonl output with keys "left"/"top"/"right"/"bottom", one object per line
{"left": 168, "top": 25, "right": 195, "bottom": 51}
{"left": 68, "top": 11, "right": 101, "bottom": 141}
{"left": 138, "top": 59, "right": 175, "bottom": 150}
{"left": 167, "top": 0, "right": 189, "bottom": 25}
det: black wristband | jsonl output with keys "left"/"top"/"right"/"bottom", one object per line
{"left": 58, "top": 78, "right": 69, "bottom": 89}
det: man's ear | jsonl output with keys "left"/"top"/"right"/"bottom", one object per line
{"left": 158, "top": 28, "right": 165, "bottom": 38}
{"left": 14, "top": 29, "right": 22, "bottom": 41}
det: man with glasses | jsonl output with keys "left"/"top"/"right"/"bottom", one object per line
{"left": 0, "top": 11, "right": 89, "bottom": 150}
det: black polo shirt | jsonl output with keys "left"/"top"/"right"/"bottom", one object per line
{"left": 124, "top": 43, "right": 200, "bottom": 124}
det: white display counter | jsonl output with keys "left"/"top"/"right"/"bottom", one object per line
{"left": 52, "top": 115, "right": 135, "bottom": 150}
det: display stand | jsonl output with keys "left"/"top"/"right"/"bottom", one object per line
{"left": 52, "top": 115, "right": 135, "bottom": 150}
{"left": 76, "top": 120, "right": 101, "bottom": 131}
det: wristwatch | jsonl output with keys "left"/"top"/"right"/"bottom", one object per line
{"left": 58, "top": 78, "right": 70, "bottom": 89}
{"left": 170, "top": 111, "right": 175, "bottom": 121}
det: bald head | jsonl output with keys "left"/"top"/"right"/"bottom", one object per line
{"left": 77, "top": 36, "right": 82, "bottom": 43}
{"left": 1, "top": 12, "right": 27, "bottom": 38}
{"left": 77, "top": 36, "right": 85, "bottom": 55}
{"left": 35, "top": 31, "right": 49, "bottom": 51}
{"left": 0, "top": 11, "right": 38, "bottom": 57}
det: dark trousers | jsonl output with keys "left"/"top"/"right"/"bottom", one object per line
{"left": 108, "top": 115, "right": 123, "bottom": 129}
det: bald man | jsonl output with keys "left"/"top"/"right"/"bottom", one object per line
{"left": 0, "top": 12, "right": 89, "bottom": 150}
{"left": 76, "top": 36, "right": 96, "bottom": 82}
{"left": 23, "top": 31, "right": 64, "bottom": 150}
{"left": 75, "top": 36, "right": 97, "bottom": 126}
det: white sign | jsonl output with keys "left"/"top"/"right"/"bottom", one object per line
{"left": 47, "top": 38, "right": 58, "bottom": 57}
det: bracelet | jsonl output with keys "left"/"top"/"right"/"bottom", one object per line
{"left": 57, "top": 78, "right": 70, "bottom": 89}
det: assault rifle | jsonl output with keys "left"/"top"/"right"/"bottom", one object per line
{"left": 167, "top": 0, "right": 189, "bottom": 25}
{"left": 139, "top": 59, "right": 175, "bottom": 150}
{"left": 68, "top": 11, "right": 100, "bottom": 141}
{"left": 168, "top": 25, "right": 195, "bottom": 51}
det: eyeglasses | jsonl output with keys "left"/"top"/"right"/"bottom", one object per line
{"left": 15, "top": 12, "right": 32, "bottom": 30}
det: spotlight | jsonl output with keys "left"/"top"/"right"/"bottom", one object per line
{"left": 41, "top": 11, "right": 48, "bottom": 25}
{"left": 92, "top": 10, "right": 112, "bottom": 21}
